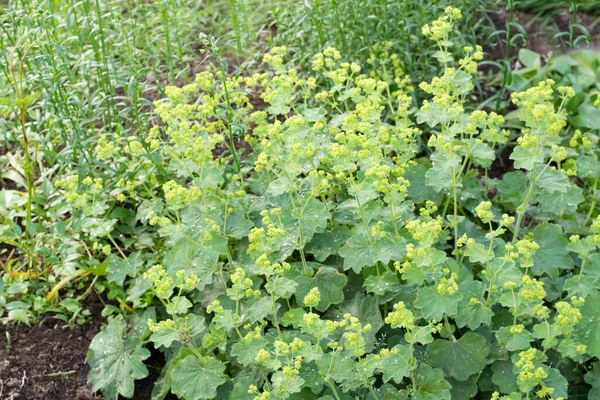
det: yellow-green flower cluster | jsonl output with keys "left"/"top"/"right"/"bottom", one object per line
{"left": 207, "top": 299, "right": 224, "bottom": 314}
{"left": 263, "top": 46, "right": 288, "bottom": 72}
{"left": 437, "top": 270, "right": 458, "bottom": 295}
{"left": 419, "top": 201, "right": 438, "bottom": 217}
{"left": 162, "top": 180, "right": 202, "bottom": 209}
{"left": 367, "top": 41, "right": 414, "bottom": 97}
{"left": 341, "top": 313, "right": 371, "bottom": 357}
{"left": 519, "top": 276, "right": 546, "bottom": 302}
{"left": 406, "top": 216, "right": 444, "bottom": 247}
{"left": 385, "top": 301, "right": 415, "bottom": 330}
{"left": 143, "top": 265, "right": 173, "bottom": 298}
{"left": 303, "top": 287, "right": 320, "bottom": 308}
{"left": 475, "top": 201, "right": 493, "bottom": 224}
{"left": 511, "top": 80, "right": 571, "bottom": 144}
{"left": 421, "top": 6, "right": 462, "bottom": 42}
{"left": 228, "top": 268, "right": 259, "bottom": 299}
{"left": 94, "top": 135, "right": 119, "bottom": 160}
{"left": 516, "top": 236, "right": 540, "bottom": 258}
{"left": 92, "top": 242, "right": 112, "bottom": 256}
{"left": 147, "top": 318, "right": 176, "bottom": 334}
{"left": 555, "top": 297, "right": 584, "bottom": 327}
{"left": 515, "top": 348, "right": 547, "bottom": 391}
{"left": 254, "top": 253, "right": 291, "bottom": 277}
{"left": 247, "top": 210, "right": 287, "bottom": 257}
{"left": 459, "top": 45, "right": 484, "bottom": 74}
{"left": 569, "top": 129, "right": 593, "bottom": 150}
{"left": 312, "top": 47, "right": 342, "bottom": 71}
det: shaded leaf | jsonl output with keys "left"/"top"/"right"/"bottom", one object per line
{"left": 171, "top": 356, "right": 227, "bottom": 400}
{"left": 426, "top": 332, "right": 490, "bottom": 381}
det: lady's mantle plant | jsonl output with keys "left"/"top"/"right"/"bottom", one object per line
{"left": 85, "top": 8, "right": 600, "bottom": 400}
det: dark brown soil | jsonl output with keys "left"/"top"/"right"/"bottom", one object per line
{"left": 487, "top": 9, "right": 600, "bottom": 62}
{"left": 0, "top": 296, "right": 104, "bottom": 400}
{"left": 0, "top": 295, "right": 162, "bottom": 400}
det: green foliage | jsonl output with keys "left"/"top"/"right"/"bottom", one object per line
{"left": 2, "top": 1, "right": 600, "bottom": 399}
{"left": 80, "top": 9, "right": 600, "bottom": 399}
{"left": 87, "top": 318, "right": 150, "bottom": 400}
{"left": 270, "top": 0, "right": 490, "bottom": 94}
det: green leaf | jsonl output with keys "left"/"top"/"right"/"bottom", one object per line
{"left": 432, "top": 50, "right": 454, "bottom": 64}
{"left": 532, "top": 322, "right": 561, "bottom": 349}
{"left": 364, "top": 271, "right": 399, "bottom": 296}
{"left": 303, "top": 107, "right": 327, "bottom": 122}
{"left": 379, "top": 344, "right": 414, "bottom": 384}
{"left": 171, "top": 355, "right": 227, "bottom": 400}
{"left": 106, "top": 253, "right": 144, "bottom": 286}
{"left": 497, "top": 171, "right": 529, "bottom": 207}
{"left": 281, "top": 197, "right": 330, "bottom": 246}
{"left": 464, "top": 242, "right": 493, "bottom": 264}
{"left": 323, "top": 352, "right": 358, "bottom": 384}
{"left": 265, "top": 275, "right": 297, "bottom": 299}
{"left": 426, "top": 332, "right": 490, "bottom": 381}
{"left": 416, "top": 102, "right": 452, "bottom": 128}
{"left": 576, "top": 155, "right": 600, "bottom": 179}
{"left": 228, "top": 371, "right": 263, "bottom": 400}
{"left": 166, "top": 297, "right": 193, "bottom": 315}
{"left": 196, "top": 234, "right": 229, "bottom": 263}
{"left": 339, "top": 230, "right": 404, "bottom": 274}
{"left": 7, "top": 309, "right": 29, "bottom": 325}
{"left": 510, "top": 145, "right": 545, "bottom": 171}
{"left": 305, "top": 226, "right": 351, "bottom": 262}
{"left": 223, "top": 213, "right": 253, "bottom": 239}
{"left": 519, "top": 49, "right": 541, "bottom": 69}
{"left": 485, "top": 258, "right": 523, "bottom": 288}
{"left": 231, "top": 337, "right": 269, "bottom": 365}
{"left": 425, "top": 153, "right": 461, "bottom": 193}
{"left": 572, "top": 103, "right": 600, "bottom": 130}
{"left": 448, "top": 376, "right": 479, "bottom": 399}
{"left": 245, "top": 296, "right": 274, "bottom": 324}
{"left": 491, "top": 360, "right": 519, "bottom": 393}
{"left": 564, "top": 276, "right": 599, "bottom": 298}
{"left": 271, "top": 369, "right": 305, "bottom": 398}
{"left": 412, "top": 364, "right": 452, "bottom": 400}
{"left": 406, "top": 324, "right": 435, "bottom": 345}
{"left": 414, "top": 286, "right": 462, "bottom": 321}
{"left": 150, "top": 325, "right": 182, "bottom": 349}
{"left": 87, "top": 318, "right": 150, "bottom": 400}
{"left": 455, "top": 281, "right": 493, "bottom": 330}
{"left": 531, "top": 224, "right": 573, "bottom": 276}
{"left": 470, "top": 143, "right": 495, "bottom": 168}
{"left": 496, "top": 326, "right": 533, "bottom": 351}
{"left": 282, "top": 308, "right": 306, "bottom": 329}
{"left": 536, "top": 169, "right": 570, "bottom": 193}
{"left": 299, "top": 362, "right": 325, "bottom": 395}
{"left": 292, "top": 265, "right": 347, "bottom": 312}
{"left": 537, "top": 186, "right": 584, "bottom": 215}
{"left": 163, "top": 241, "right": 214, "bottom": 289}
{"left": 584, "top": 361, "right": 600, "bottom": 399}
{"left": 405, "top": 164, "right": 444, "bottom": 204}
{"left": 575, "top": 291, "right": 600, "bottom": 358}
{"left": 543, "top": 368, "right": 568, "bottom": 399}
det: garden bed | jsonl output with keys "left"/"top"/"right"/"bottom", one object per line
{"left": 2, "top": 1, "right": 600, "bottom": 399}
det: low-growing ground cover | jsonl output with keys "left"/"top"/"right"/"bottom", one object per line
{"left": 1, "top": 1, "right": 600, "bottom": 399}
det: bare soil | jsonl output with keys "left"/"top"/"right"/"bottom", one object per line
{"left": 0, "top": 295, "right": 164, "bottom": 400}
{"left": 0, "top": 296, "right": 104, "bottom": 400}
